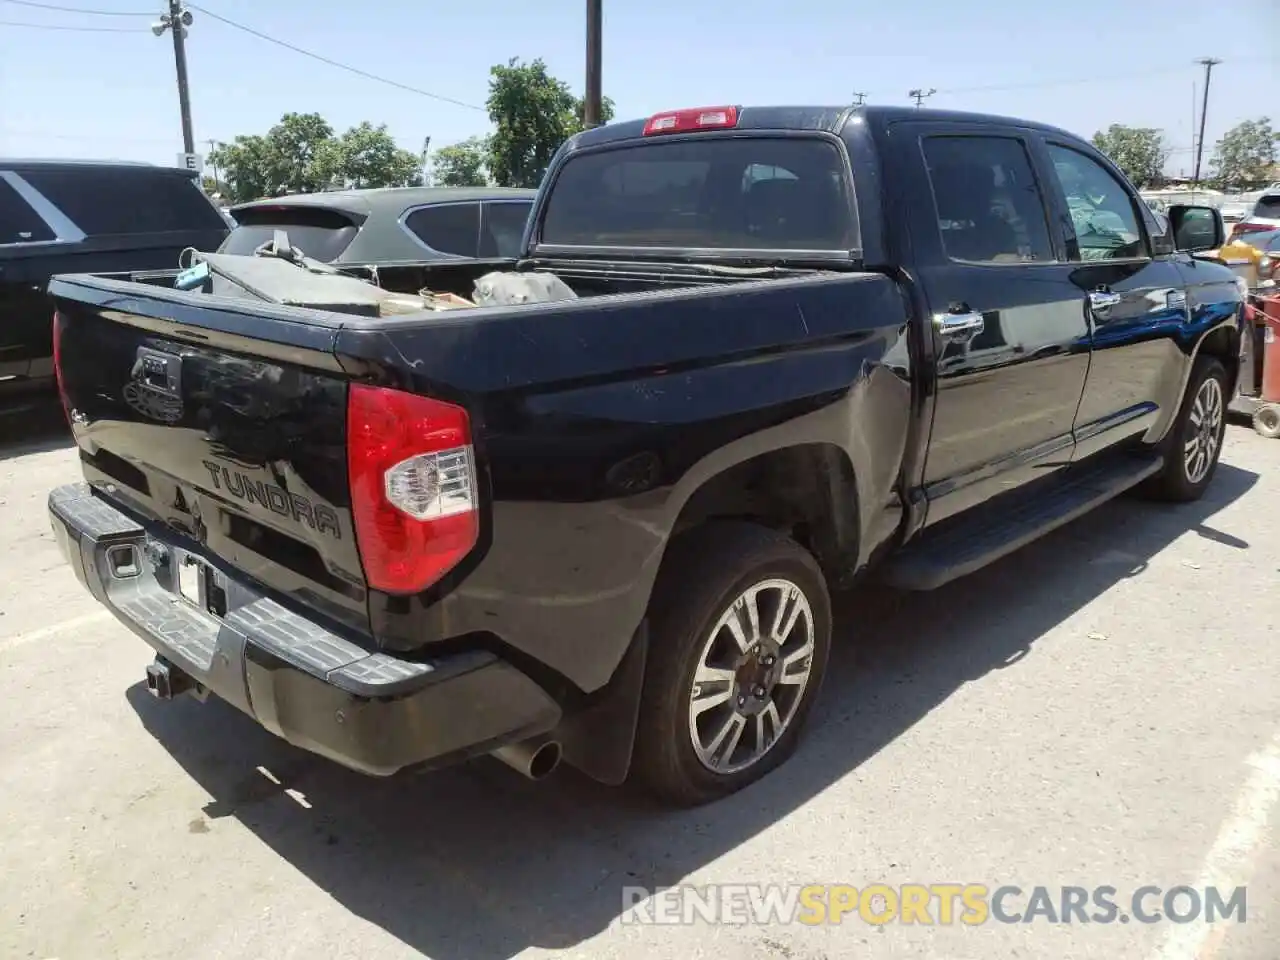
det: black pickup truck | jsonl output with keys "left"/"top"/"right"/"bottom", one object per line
{"left": 47, "top": 105, "right": 1244, "bottom": 806}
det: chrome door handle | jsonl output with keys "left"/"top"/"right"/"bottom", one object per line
{"left": 934, "top": 311, "right": 985, "bottom": 339}
{"left": 1088, "top": 290, "right": 1123, "bottom": 313}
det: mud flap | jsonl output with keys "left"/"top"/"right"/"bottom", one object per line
{"left": 555, "top": 621, "right": 648, "bottom": 786}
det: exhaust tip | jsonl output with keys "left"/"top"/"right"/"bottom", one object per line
{"left": 492, "top": 736, "right": 563, "bottom": 781}
{"left": 527, "top": 740, "right": 562, "bottom": 781}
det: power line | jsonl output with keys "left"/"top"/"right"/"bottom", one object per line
{"left": 0, "top": 0, "right": 150, "bottom": 14}
{"left": 929, "top": 58, "right": 1270, "bottom": 97}
{"left": 187, "top": 4, "right": 485, "bottom": 111}
{"left": 0, "top": 17, "right": 138, "bottom": 30}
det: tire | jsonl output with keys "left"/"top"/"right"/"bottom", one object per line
{"left": 631, "top": 522, "right": 832, "bottom": 807}
{"left": 1252, "top": 404, "right": 1280, "bottom": 440}
{"left": 1142, "top": 355, "right": 1229, "bottom": 502}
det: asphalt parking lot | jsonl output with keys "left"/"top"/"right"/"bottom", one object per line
{"left": 2, "top": 402, "right": 1277, "bottom": 960}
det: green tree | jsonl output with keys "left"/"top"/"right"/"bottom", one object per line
{"left": 485, "top": 58, "right": 614, "bottom": 188}
{"left": 1211, "top": 118, "right": 1279, "bottom": 190}
{"left": 1090, "top": 125, "right": 1170, "bottom": 188}
{"left": 430, "top": 136, "right": 491, "bottom": 186}
{"left": 208, "top": 112, "right": 335, "bottom": 201}
{"left": 208, "top": 134, "right": 271, "bottom": 203}
{"left": 327, "top": 122, "right": 423, "bottom": 189}
{"left": 209, "top": 114, "right": 425, "bottom": 201}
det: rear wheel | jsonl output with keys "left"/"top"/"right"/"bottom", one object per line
{"left": 631, "top": 523, "right": 832, "bottom": 807}
{"left": 1142, "top": 355, "right": 1228, "bottom": 502}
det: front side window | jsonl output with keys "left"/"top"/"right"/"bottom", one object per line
{"left": 404, "top": 202, "right": 480, "bottom": 257}
{"left": 922, "top": 135, "right": 1055, "bottom": 264}
{"left": 1046, "top": 145, "right": 1148, "bottom": 261}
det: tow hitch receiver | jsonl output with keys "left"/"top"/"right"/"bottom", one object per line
{"left": 145, "top": 657, "right": 195, "bottom": 700}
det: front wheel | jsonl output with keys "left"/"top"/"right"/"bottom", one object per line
{"left": 1141, "top": 355, "right": 1229, "bottom": 502}
{"left": 631, "top": 523, "right": 832, "bottom": 807}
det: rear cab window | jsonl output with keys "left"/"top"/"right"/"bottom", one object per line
{"left": 538, "top": 137, "right": 854, "bottom": 255}
{"left": 221, "top": 206, "right": 362, "bottom": 262}
{"left": 18, "top": 167, "right": 226, "bottom": 237}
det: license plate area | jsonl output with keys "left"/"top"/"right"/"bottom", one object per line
{"left": 173, "top": 549, "right": 228, "bottom": 618}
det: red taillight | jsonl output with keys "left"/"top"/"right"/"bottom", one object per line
{"left": 346, "top": 384, "right": 479, "bottom": 594}
{"left": 643, "top": 106, "right": 738, "bottom": 136}
{"left": 1231, "top": 221, "right": 1271, "bottom": 238}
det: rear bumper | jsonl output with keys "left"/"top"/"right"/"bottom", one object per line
{"left": 48, "top": 483, "right": 561, "bottom": 776}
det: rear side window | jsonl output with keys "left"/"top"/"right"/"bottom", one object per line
{"left": 221, "top": 206, "right": 361, "bottom": 262}
{"left": 540, "top": 137, "right": 853, "bottom": 251}
{"left": 922, "top": 136, "right": 1055, "bottom": 264}
{"left": 0, "top": 178, "right": 55, "bottom": 245}
{"left": 404, "top": 202, "right": 480, "bottom": 257}
{"left": 479, "top": 201, "right": 532, "bottom": 258}
{"left": 19, "top": 168, "right": 226, "bottom": 236}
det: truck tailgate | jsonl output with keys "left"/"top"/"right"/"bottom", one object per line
{"left": 49, "top": 276, "right": 370, "bottom": 635}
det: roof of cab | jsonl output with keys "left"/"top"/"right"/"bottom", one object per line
{"left": 568, "top": 104, "right": 1081, "bottom": 150}
{"left": 0, "top": 158, "right": 197, "bottom": 176}
{"left": 231, "top": 185, "right": 536, "bottom": 218}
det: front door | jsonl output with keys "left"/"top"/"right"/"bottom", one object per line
{"left": 1035, "top": 141, "right": 1191, "bottom": 460}
{"left": 895, "top": 124, "right": 1092, "bottom": 525}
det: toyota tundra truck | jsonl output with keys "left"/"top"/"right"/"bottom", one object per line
{"left": 45, "top": 105, "right": 1245, "bottom": 806}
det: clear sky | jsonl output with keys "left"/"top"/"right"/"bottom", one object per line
{"left": 1, "top": 0, "right": 1276, "bottom": 177}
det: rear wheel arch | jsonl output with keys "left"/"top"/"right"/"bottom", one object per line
{"left": 666, "top": 442, "right": 861, "bottom": 587}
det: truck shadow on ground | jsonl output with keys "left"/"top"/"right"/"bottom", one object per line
{"left": 0, "top": 395, "right": 72, "bottom": 461}
{"left": 127, "top": 460, "right": 1258, "bottom": 959}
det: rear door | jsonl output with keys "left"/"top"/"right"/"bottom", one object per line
{"left": 892, "top": 121, "right": 1091, "bottom": 524}
{"left": 1034, "top": 139, "right": 1190, "bottom": 459}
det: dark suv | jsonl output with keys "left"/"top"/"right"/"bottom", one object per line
{"left": 0, "top": 160, "right": 228, "bottom": 401}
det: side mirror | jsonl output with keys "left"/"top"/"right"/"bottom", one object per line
{"left": 1168, "top": 204, "right": 1225, "bottom": 254}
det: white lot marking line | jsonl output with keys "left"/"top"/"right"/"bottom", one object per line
{"left": 0, "top": 609, "right": 113, "bottom": 654}
{"left": 1150, "top": 733, "right": 1280, "bottom": 960}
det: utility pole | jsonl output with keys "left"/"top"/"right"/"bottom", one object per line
{"left": 851, "top": 92, "right": 867, "bottom": 106}
{"left": 153, "top": 0, "right": 195, "bottom": 157}
{"left": 420, "top": 136, "right": 432, "bottom": 186}
{"left": 908, "top": 88, "right": 936, "bottom": 109}
{"left": 1192, "top": 58, "right": 1221, "bottom": 188}
{"left": 583, "top": 0, "right": 602, "bottom": 128}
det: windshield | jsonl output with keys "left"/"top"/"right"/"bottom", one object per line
{"left": 220, "top": 206, "right": 361, "bottom": 262}
{"left": 539, "top": 136, "right": 854, "bottom": 253}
